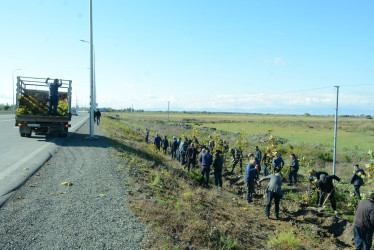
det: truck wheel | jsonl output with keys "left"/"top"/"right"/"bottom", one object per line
{"left": 26, "top": 132, "right": 32, "bottom": 138}
{"left": 20, "top": 133, "right": 25, "bottom": 137}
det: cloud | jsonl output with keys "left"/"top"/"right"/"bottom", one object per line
{"left": 261, "top": 57, "right": 291, "bottom": 66}
{"left": 95, "top": 90, "right": 373, "bottom": 115}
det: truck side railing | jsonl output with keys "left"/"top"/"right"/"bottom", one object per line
{"left": 16, "top": 76, "right": 72, "bottom": 113}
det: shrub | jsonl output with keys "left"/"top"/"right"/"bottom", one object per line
{"left": 267, "top": 230, "right": 301, "bottom": 250}
{"left": 317, "top": 152, "right": 333, "bottom": 162}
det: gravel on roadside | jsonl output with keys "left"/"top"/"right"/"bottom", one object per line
{"left": 0, "top": 121, "right": 148, "bottom": 249}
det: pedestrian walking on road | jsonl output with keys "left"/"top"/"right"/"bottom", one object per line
{"left": 350, "top": 164, "right": 366, "bottom": 200}
{"left": 353, "top": 193, "right": 374, "bottom": 250}
{"left": 257, "top": 169, "right": 283, "bottom": 219}
{"left": 95, "top": 109, "right": 101, "bottom": 125}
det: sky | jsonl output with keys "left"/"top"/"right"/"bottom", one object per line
{"left": 1, "top": 0, "right": 373, "bottom": 115}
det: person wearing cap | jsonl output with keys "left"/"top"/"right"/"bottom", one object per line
{"left": 271, "top": 152, "right": 284, "bottom": 174}
{"left": 353, "top": 193, "right": 374, "bottom": 250}
{"left": 257, "top": 168, "right": 283, "bottom": 219}
{"left": 213, "top": 151, "right": 224, "bottom": 189}
{"left": 262, "top": 146, "right": 272, "bottom": 176}
{"left": 170, "top": 136, "right": 178, "bottom": 159}
{"left": 288, "top": 153, "right": 299, "bottom": 185}
{"left": 350, "top": 164, "right": 366, "bottom": 200}
{"left": 308, "top": 170, "right": 329, "bottom": 204}
{"left": 45, "top": 78, "right": 63, "bottom": 116}
{"left": 245, "top": 160, "right": 259, "bottom": 203}
{"left": 316, "top": 174, "right": 341, "bottom": 214}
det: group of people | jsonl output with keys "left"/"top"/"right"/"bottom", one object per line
{"left": 145, "top": 130, "right": 373, "bottom": 249}
{"left": 146, "top": 130, "right": 302, "bottom": 216}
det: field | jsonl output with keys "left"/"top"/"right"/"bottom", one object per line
{"left": 101, "top": 112, "right": 374, "bottom": 249}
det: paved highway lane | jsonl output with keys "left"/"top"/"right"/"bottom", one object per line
{"left": 0, "top": 113, "right": 89, "bottom": 205}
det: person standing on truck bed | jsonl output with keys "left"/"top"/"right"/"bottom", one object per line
{"left": 45, "top": 78, "right": 62, "bottom": 116}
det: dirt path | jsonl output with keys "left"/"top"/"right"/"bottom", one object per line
{"left": 0, "top": 122, "right": 147, "bottom": 249}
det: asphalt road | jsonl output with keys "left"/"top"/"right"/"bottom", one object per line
{"left": 0, "top": 112, "right": 89, "bottom": 205}
{"left": 0, "top": 118, "right": 147, "bottom": 249}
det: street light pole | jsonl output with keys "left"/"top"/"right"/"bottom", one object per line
{"left": 80, "top": 36, "right": 96, "bottom": 137}
{"left": 89, "top": 0, "right": 94, "bottom": 137}
{"left": 12, "top": 68, "right": 21, "bottom": 114}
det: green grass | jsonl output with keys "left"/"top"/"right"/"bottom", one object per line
{"left": 267, "top": 230, "right": 301, "bottom": 250}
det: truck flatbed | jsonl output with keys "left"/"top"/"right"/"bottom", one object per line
{"left": 16, "top": 114, "right": 71, "bottom": 123}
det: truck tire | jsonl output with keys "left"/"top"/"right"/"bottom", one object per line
{"left": 20, "top": 133, "right": 25, "bottom": 137}
{"left": 26, "top": 132, "right": 32, "bottom": 138}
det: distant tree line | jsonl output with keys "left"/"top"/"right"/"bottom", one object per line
{"left": 0, "top": 103, "right": 12, "bottom": 111}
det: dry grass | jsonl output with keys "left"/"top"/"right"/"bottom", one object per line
{"left": 101, "top": 113, "right": 355, "bottom": 249}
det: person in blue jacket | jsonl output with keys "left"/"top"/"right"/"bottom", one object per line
{"left": 45, "top": 78, "right": 62, "bottom": 116}
{"left": 272, "top": 152, "right": 284, "bottom": 174}
{"left": 244, "top": 161, "right": 259, "bottom": 203}
{"left": 350, "top": 164, "right": 366, "bottom": 200}
{"left": 199, "top": 149, "right": 213, "bottom": 188}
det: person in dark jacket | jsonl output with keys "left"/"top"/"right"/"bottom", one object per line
{"left": 45, "top": 78, "right": 62, "bottom": 116}
{"left": 262, "top": 146, "right": 272, "bottom": 176}
{"left": 288, "top": 153, "right": 299, "bottom": 185}
{"left": 180, "top": 138, "right": 189, "bottom": 165}
{"left": 213, "top": 152, "right": 224, "bottom": 188}
{"left": 154, "top": 133, "right": 162, "bottom": 150}
{"left": 161, "top": 136, "right": 169, "bottom": 154}
{"left": 186, "top": 143, "right": 198, "bottom": 172}
{"left": 169, "top": 136, "right": 178, "bottom": 159}
{"left": 257, "top": 169, "right": 283, "bottom": 219}
{"left": 353, "top": 193, "right": 374, "bottom": 250}
{"left": 350, "top": 164, "right": 366, "bottom": 200}
{"left": 316, "top": 174, "right": 340, "bottom": 214}
{"left": 144, "top": 128, "right": 149, "bottom": 143}
{"left": 95, "top": 109, "right": 101, "bottom": 125}
{"left": 199, "top": 149, "right": 212, "bottom": 188}
{"left": 245, "top": 161, "right": 259, "bottom": 203}
{"left": 231, "top": 148, "right": 243, "bottom": 174}
{"left": 308, "top": 169, "right": 329, "bottom": 205}
{"left": 248, "top": 153, "right": 262, "bottom": 174}
{"left": 255, "top": 146, "right": 262, "bottom": 167}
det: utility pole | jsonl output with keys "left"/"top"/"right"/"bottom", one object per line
{"left": 89, "top": 0, "right": 95, "bottom": 138}
{"left": 333, "top": 86, "right": 339, "bottom": 175}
